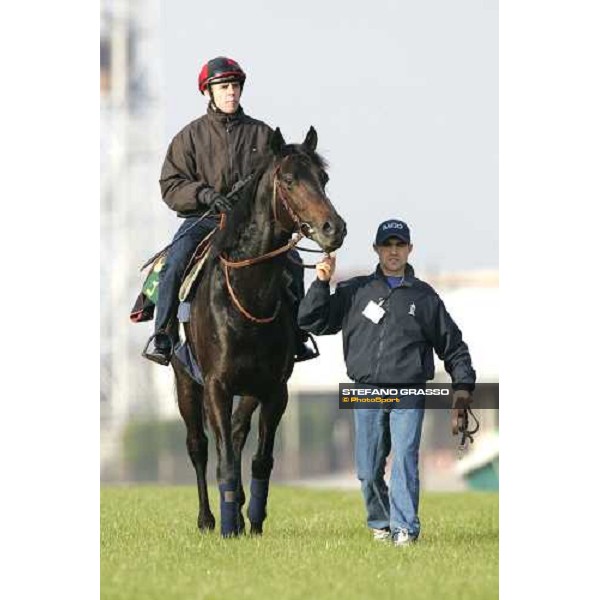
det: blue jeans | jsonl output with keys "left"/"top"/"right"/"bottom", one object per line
{"left": 154, "top": 216, "right": 218, "bottom": 335}
{"left": 353, "top": 404, "right": 425, "bottom": 537}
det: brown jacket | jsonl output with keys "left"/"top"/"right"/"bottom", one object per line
{"left": 159, "top": 104, "right": 273, "bottom": 216}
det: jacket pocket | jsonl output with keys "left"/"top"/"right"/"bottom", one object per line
{"left": 391, "top": 344, "right": 425, "bottom": 382}
{"left": 393, "top": 326, "right": 427, "bottom": 382}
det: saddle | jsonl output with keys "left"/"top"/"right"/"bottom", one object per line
{"left": 179, "top": 230, "right": 216, "bottom": 302}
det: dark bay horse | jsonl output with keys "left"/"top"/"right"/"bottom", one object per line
{"left": 171, "top": 126, "right": 346, "bottom": 537}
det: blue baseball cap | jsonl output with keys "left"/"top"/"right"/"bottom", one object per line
{"left": 374, "top": 219, "right": 411, "bottom": 245}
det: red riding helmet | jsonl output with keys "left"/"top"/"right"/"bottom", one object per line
{"left": 198, "top": 56, "right": 246, "bottom": 93}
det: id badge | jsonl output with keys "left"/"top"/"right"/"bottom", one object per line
{"left": 362, "top": 300, "right": 385, "bottom": 324}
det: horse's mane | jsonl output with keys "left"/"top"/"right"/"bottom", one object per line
{"left": 210, "top": 154, "right": 272, "bottom": 255}
{"left": 211, "top": 145, "right": 328, "bottom": 255}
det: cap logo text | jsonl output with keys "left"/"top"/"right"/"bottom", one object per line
{"left": 383, "top": 222, "right": 403, "bottom": 230}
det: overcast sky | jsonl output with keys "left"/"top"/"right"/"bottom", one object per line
{"left": 159, "top": 0, "right": 498, "bottom": 275}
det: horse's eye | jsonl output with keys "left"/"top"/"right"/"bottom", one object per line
{"left": 282, "top": 174, "right": 294, "bottom": 185}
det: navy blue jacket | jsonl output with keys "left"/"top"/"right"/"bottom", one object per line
{"left": 298, "top": 264, "right": 475, "bottom": 390}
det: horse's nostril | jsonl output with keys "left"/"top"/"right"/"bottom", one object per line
{"left": 323, "top": 221, "right": 333, "bottom": 235}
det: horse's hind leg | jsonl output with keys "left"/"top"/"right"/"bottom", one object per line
{"left": 232, "top": 395, "right": 259, "bottom": 533}
{"left": 172, "top": 362, "right": 215, "bottom": 532}
{"left": 248, "top": 385, "right": 289, "bottom": 535}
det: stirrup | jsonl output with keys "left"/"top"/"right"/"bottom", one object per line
{"left": 305, "top": 332, "right": 320, "bottom": 358}
{"left": 295, "top": 332, "right": 320, "bottom": 362}
{"left": 142, "top": 332, "right": 172, "bottom": 366}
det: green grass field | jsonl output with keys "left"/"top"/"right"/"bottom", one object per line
{"left": 101, "top": 486, "right": 498, "bottom": 600}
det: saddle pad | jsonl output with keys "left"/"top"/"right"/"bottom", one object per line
{"left": 173, "top": 340, "right": 203, "bottom": 384}
{"left": 130, "top": 254, "right": 165, "bottom": 322}
{"left": 130, "top": 291, "right": 155, "bottom": 322}
{"left": 142, "top": 254, "right": 166, "bottom": 304}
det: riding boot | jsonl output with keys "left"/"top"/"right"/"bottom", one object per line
{"left": 142, "top": 267, "right": 179, "bottom": 365}
{"left": 286, "top": 249, "right": 320, "bottom": 362}
{"left": 143, "top": 265, "right": 177, "bottom": 366}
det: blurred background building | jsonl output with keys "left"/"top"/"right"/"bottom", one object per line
{"left": 101, "top": 0, "right": 178, "bottom": 478}
{"left": 100, "top": 0, "right": 498, "bottom": 491}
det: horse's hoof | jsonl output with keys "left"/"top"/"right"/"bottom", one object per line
{"left": 221, "top": 529, "right": 242, "bottom": 539}
{"left": 250, "top": 522, "right": 263, "bottom": 536}
{"left": 198, "top": 514, "right": 216, "bottom": 532}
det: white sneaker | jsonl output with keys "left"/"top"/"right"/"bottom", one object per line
{"left": 392, "top": 528, "right": 417, "bottom": 546}
{"left": 372, "top": 527, "right": 391, "bottom": 542}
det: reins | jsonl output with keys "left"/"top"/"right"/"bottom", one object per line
{"left": 219, "top": 169, "right": 307, "bottom": 269}
{"left": 221, "top": 257, "right": 282, "bottom": 324}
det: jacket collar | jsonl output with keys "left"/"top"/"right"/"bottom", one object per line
{"left": 206, "top": 102, "right": 246, "bottom": 126}
{"left": 374, "top": 263, "right": 415, "bottom": 287}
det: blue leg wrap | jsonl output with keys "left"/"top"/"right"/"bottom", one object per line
{"left": 248, "top": 478, "right": 270, "bottom": 524}
{"left": 219, "top": 481, "right": 240, "bottom": 537}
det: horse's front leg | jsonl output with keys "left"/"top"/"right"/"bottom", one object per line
{"left": 232, "top": 395, "right": 260, "bottom": 534}
{"left": 204, "top": 377, "right": 240, "bottom": 537}
{"left": 248, "top": 384, "right": 289, "bottom": 535}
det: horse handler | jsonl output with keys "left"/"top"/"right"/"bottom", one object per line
{"left": 298, "top": 219, "right": 476, "bottom": 546}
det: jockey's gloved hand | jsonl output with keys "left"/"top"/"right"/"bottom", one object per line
{"left": 210, "top": 193, "right": 235, "bottom": 214}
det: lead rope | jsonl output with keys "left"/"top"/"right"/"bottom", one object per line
{"left": 454, "top": 406, "right": 480, "bottom": 454}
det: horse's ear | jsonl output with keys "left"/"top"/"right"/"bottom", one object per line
{"left": 270, "top": 127, "right": 286, "bottom": 155}
{"left": 302, "top": 126, "right": 318, "bottom": 153}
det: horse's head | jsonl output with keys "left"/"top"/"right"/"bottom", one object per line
{"left": 271, "top": 127, "right": 346, "bottom": 254}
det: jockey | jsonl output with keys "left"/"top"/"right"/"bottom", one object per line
{"left": 144, "top": 56, "right": 318, "bottom": 366}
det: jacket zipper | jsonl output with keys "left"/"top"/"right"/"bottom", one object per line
{"left": 372, "top": 282, "right": 401, "bottom": 382}
{"left": 226, "top": 118, "right": 234, "bottom": 187}
{"left": 373, "top": 310, "right": 388, "bottom": 383}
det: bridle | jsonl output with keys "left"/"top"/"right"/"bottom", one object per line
{"left": 270, "top": 164, "right": 317, "bottom": 238}
{"left": 218, "top": 160, "right": 324, "bottom": 324}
